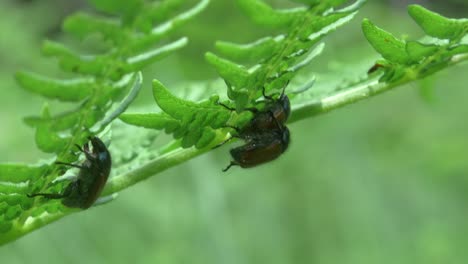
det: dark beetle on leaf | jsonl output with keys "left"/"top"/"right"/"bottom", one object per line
{"left": 223, "top": 125, "right": 290, "bottom": 172}
{"left": 219, "top": 82, "right": 290, "bottom": 134}
{"left": 28, "top": 136, "right": 111, "bottom": 209}
{"left": 241, "top": 84, "right": 290, "bottom": 134}
{"left": 219, "top": 82, "right": 291, "bottom": 171}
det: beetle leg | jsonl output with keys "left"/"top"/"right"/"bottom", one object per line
{"left": 72, "top": 142, "right": 95, "bottom": 161}
{"left": 280, "top": 80, "right": 290, "bottom": 98}
{"left": 27, "top": 192, "right": 67, "bottom": 199}
{"left": 55, "top": 161, "right": 85, "bottom": 169}
{"left": 213, "top": 136, "right": 235, "bottom": 149}
{"left": 268, "top": 111, "right": 284, "bottom": 131}
{"left": 27, "top": 180, "right": 75, "bottom": 200}
{"left": 243, "top": 107, "right": 259, "bottom": 114}
{"left": 262, "top": 86, "right": 274, "bottom": 100}
{"left": 77, "top": 141, "right": 97, "bottom": 161}
{"left": 83, "top": 141, "right": 90, "bottom": 152}
{"left": 222, "top": 161, "right": 239, "bottom": 172}
{"left": 217, "top": 101, "right": 236, "bottom": 111}
{"left": 262, "top": 80, "right": 290, "bottom": 100}
{"left": 74, "top": 144, "right": 85, "bottom": 153}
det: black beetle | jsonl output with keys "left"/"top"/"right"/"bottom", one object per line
{"left": 28, "top": 136, "right": 111, "bottom": 209}
{"left": 217, "top": 83, "right": 292, "bottom": 171}
{"left": 218, "top": 82, "right": 290, "bottom": 133}
{"left": 241, "top": 84, "right": 290, "bottom": 134}
{"left": 223, "top": 124, "right": 290, "bottom": 171}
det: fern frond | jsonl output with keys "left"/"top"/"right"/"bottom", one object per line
{"left": 0, "top": 0, "right": 209, "bottom": 246}
{"left": 291, "top": 4, "right": 467, "bottom": 121}
{"left": 122, "top": 0, "right": 366, "bottom": 151}
{"left": 118, "top": 3, "right": 467, "bottom": 206}
{"left": 207, "top": 0, "right": 366, "bottom": 107}
{"left": 361, "top": 5, "right": 467, "bottom": 83}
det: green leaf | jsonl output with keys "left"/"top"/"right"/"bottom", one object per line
{"left": 3, "top": 0, "right": 209, "bottom": 246}
{"left": 34, "top": 122, "right": 71, "bottom": 154}
{"left": 0, "top": 218, "right": 13, "bottom": 233}
{"left": 335, "top": 0, "right": 367, "bottom": 13}
{"left": 289, "top": 43, "right": 325, "bottom": 72}
{"left": 205, "top": 52, "right": 252, "bottom": 88}
{"left": 126, "top": 37, "right": 188, "bottom": 70}
{"left": 88, "top": 0, "right": 144, "bottom": 23}
{"left": 42, "top": 40, "right": 125, "bottom": 80}
{"left": 215, "top": 36, "right": 284, "bottom": 62}
{"left": 133, "top": 0, "right": 186, "bottom": 32}
{"left": 291, "top": 0, "right": 321, "bottom": 5}
{"left": 24, "top": 110, "right": 82, "bottom": 131}
{"left": 446, "top": 44, "right": 468, "bottom": 56}
{"left": 145, "top": 0, "right": 210, "bottom": 39}
{"left": 362, "top": 19, "right": 410, "bottom": 64}
{"left": 0, "top": 164, "right": 48, "bottom": 183}
{"left": 408, "top": 5, "right": 468, "bottom": 40}
{"left": 63, "top": 12, "right": 124, "bottom": 43}
{"left": 237, "top": 0, "right": 306, "bottom": 29}
{"left": 406, "top": 41, "right": 439, "bottom": 62}
{"left": 120, "top": 113, "right": 181, "bottom": 132}
{"left": 301, "top": 12, "right": 356, "bottom": 40}
{"left": 16, "top": 72, "right": 94, "bottom": 102}
{"left": 151, "top": 80, "right": 232, "bottom": 148}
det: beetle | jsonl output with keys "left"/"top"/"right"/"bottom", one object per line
{"left": 241, "top": 84, "right": 290, "bottom": 134}
{"left": 223, "top": 124, "right": 290, "bottom": 171}
{"left": 27, "top": 136, "right": 111, "bottom": 209}
{"left": 217, "top": 82, "right": 292, "bottom": 171}
{"left": 218, "top": 82, "right": 290, "bottom": 133}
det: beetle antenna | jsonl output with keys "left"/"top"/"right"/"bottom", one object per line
{"left": 280, "top": 81, "right": 289, "bottom": 98}
{"left": 262, "top": 86, "right": 274, "bottom": 100}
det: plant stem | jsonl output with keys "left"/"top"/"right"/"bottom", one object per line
{"left": 290, "top": 53, "right": 468, "bottom": 123}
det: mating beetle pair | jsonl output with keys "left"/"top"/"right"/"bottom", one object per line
{"left": 219, "top": 83, "right": 291, "bottom": 171}
{"left": 28, "top": 136, "right": 111, "bottom": 209}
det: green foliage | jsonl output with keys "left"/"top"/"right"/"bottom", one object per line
{"left": 362, "top": 5, "right": 468, "bottom": 83}
{"left": 122, "top": 0, "right": 366, "bottom": 149}
{"left": 0, "top": 0, "right": 209, "bottom": 246}
{"left": 2, "top": 0, "right": 468, "bottom": 249}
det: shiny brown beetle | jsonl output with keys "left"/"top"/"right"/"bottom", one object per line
{"left": 222, "top": 125, "right": 290, "bottom": 171}
{"left": 219, "top": 82, "right": 290, "bottom": 133}
{"left": 218, "top": 83, "right": 292, "bottom": 171}
{"left": 28, "top": 136, "right": 111, "bottom": 209}
{"left": 241, "top": 85, "right": 290, "bottom": 133}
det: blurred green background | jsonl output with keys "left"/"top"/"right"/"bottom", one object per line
{"left": 1, "top": 0, "right": 468, "bottom": 263}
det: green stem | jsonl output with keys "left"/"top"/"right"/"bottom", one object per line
{"left": 290, "top": 53, "right": 468, "bottom": 123}
{"left": 103, "top": 147, "right": 208, "bottom": 195}
{"left": 102, "top": 132, "right": 227, "bottom": 195}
